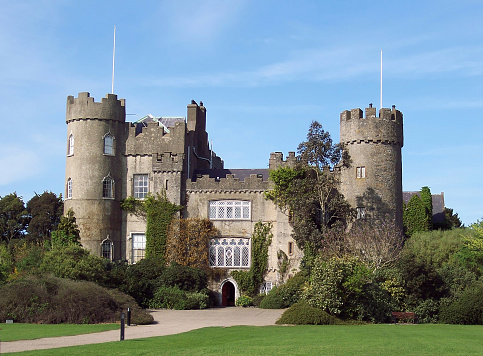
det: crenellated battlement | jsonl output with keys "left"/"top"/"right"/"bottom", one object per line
{"left": 340, "top": 105, "right": 403, "bottom": 147}
{"left": 187, "top": 173, "right": 270, "bottom": 192}
{"left": 66, "top": 92, "right": 125, "bottom": 123}
{"left": 269, "top": 151, "right": 297, "bottom": 170}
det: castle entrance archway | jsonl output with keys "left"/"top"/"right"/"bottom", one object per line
{"left": 221, "top": 281, "right": 235, "bottom": 306}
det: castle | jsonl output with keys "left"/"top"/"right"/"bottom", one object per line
{"left": 64, "top": 92, "right": 403, "bottom": 305}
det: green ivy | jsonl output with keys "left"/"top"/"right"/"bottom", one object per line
{"left": 121, "top": 193, "right": 181, "bottom": 261}
{"left": 231, "top": 221, "right": 272, "bottom": 297}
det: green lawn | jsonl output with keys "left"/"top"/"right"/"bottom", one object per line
{"left": 8, "top": 324, "right": 483, "bottom": 355}
{"left": 0, "top": 323, "right": 119, "bottom": 342}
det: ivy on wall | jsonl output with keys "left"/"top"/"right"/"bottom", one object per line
{"left": 231, "top": 221, "right": 273, "bottom": 297}
{"left": 121, "top": 193, "right": 181, "bottom": 261}
{"left": 166, "top": 218, "right": 218, "bottom": 269}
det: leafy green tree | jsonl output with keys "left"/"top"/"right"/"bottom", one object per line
{"left": 40, "top": 245, "right": 109, "bottom": 285}
{"left": 420, "top": 186, "right": 433, "bottom": 230}
{"left": 403, "top": 194, "right": 429, "bottom": 237}
{"left": 50, "top": 209, "right": 81, "bottom": 248}
{"left": 434, "top": 207, "right": 463, "bottom": 230}
{"left": 26, "top": 191, "right": 63, "bottom": 243}
{"left": 0, "top": 193, "right": 28, "bottom": 242}
{"left": 456, "top": 219, "right": 483, "bottom": 276}
{"left": 266, "top": 121, "right": 353, "bottom": 250}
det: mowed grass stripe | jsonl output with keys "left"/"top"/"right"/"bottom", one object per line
{"left": 0, "top": 323, "right": 119, "bottom": 342}
{"left": 9, "top": 324, "right": 483, "bottom": 355}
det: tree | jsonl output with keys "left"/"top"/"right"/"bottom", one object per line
{"left": 50, "top": 209, "right": 81, "bottom": 249}
{"left": 434, "top": 207, "right": 463, "bottom": 230}
{"left": 266, "top": 121, "right": 353, "bottom": 250}
{"left": 420, "top": 186, "right": 433, "bottom": 230}
{"left": 0, "top": 193, "right": 28, "bottom": 242}
{"left": 26, "top": 191, "right": 63, "bottom": 244}
{"left": 403, "top": 194, "right": 429, "bottom": 237}
{"left": 166, "top": 218, "right": 217, "bottom": 269}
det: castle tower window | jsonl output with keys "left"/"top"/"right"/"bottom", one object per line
{"left": 209, "top": 238, "right": 250, "bottom": 268}
{"left": 68, "top": 134, "right": 74, "bottom": 156}
{"left": 288, "top": 241, "right": 294, "bottom": 255}
{"left": 101, "top": 238, "right": 113, "bottom": 260}
{"left": 209, "top": 201, "right": 251, "bottom": 220}
{"left": 131, "top": 233, "right": 146, "bottom": 263}
{"left": 102, "top": 176, "right": 114, "bottom": 199}
{"left": 357, "top": 207, "right": 366, "bottom": 219}
{"left": 356, "top": 166, "right": 366, "bottom": 179}
{"left": 133, "top": 174, "right": 149, "bottom": 198}
{"left": 103, "top": 133, "right": 114, "bottom": 155}
{"left": 66, "top": 178, "right": 72, "bottom": 199}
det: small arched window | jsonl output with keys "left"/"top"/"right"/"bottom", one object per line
{"left": 102, "top": 176, "right": 114, "bottom": 199}
{"left": 101, "top": 238, "right": 113, "bottom": 260}
{"left": 67, "top": 178, "right": 73, "bottom": 199}
{"left": 104, "top": 133, "right": 114, "bottom": 155}
{"left": 68, "top": 134, "right": 74, "bottom": 156}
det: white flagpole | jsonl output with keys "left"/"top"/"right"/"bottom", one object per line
{"left": 380, "top": 49, "right": 383, "bottom": 109}
{"left": 111, "top": 26, "right": 116, "bottom": 94}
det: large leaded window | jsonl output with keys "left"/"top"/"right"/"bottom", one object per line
{"left": 209, "top": 201, "right": 250, "bottom": 220}
{"left": 209, "top": 238, "right": 250, "bottom": 268}
{"left": 132, "top": 233, "right": 146, "bottom": 263}
{"left": 133, "top": 174, "right": 148, "bottom": 198}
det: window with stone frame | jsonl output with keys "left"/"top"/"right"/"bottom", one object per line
{"left": 103, "top": 133, "right": 114, "bottom": 155}
{"left": 68, "top": 134, "right": 74, "bottom": 156}
{"left": 102, "top": 176, "right": 114, "bottom": 199}
{"left": 133, "top": 174, "right": 148, "bottom": 199}
{"left": 356, "top": 166, "right": 366, "bottom": 179}
{"left": 357, "top": 207, "right": 366, "bottom": 219}
{"left": 66, "top": 178, "right": 73, "bottom": 199}
{"left": 209, "top": 238, "right": 250, "bottom": 268}
{"left": 260, "top": 281, "right": 273, "bottom": 294}
{"left": 209, "top": 201, "right": 250, "bottom": 220}
{"left": 101, "top": 239, "right": 113, "bottom": 260}
{"left": 132, "top": 233, "right": 146, "bottom": 263}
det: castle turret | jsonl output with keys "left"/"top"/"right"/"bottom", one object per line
{"left": 64, "top": 92, "right": 126, "bottom": 259}
{"left": 339, "top": 104, "right": 403, "bottom": 230}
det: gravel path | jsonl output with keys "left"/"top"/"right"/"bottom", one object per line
{"left": 1, "top": 308, "right": 285, "bottom": 353}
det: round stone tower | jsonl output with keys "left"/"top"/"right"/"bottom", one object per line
{"left": 64, "top": 92, "right": 126, "bottom": 259}
{"left": 339, "top": 105, "right": 403, "bottom": 230}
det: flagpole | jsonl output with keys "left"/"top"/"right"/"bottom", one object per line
{"left": 111, "top": 26, "right": 116, "bottom": 94}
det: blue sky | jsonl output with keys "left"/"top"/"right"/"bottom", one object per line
{"left": 0, "top": 0, "right": 482, "bottom": 225}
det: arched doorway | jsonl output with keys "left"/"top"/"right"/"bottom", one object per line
{"left": 221, "top": 281, "right": 236, "bottom": 306}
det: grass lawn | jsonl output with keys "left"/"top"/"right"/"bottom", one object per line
{"left": 0, "top": 323, "right": 119, "bottom": 342}
{"left": 10, "top": 324, "right": 483, "bottom": 355}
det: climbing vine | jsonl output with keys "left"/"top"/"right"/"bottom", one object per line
{"left": 165, "top": 218, "right": 218, "bottom": 269}
{"left": 231, "top": 221, "right": 273, "bottom": 297}
{"left": 121, "top": 193, "right": 181, "bottom": 261}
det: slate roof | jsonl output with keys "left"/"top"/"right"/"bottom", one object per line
{"left": 192, "top": 169, "right": 269, "bottom": 182}
{"left": 403, "top": 191, "right": 445, "bottom": 224}
{"left": 133, "top": 114, "right": 185, "bottom": 135}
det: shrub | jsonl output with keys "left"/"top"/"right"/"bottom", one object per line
{"left": 439, "top": 283, "right": 483, "bottom": 325}
{"left": 414, "top": 299, "right": 441, "bottom": 324}
{"left": 259, "top": 273, "right": 307, "bottom": 309}
{"left": 252, "top": 293, "right": 265, "bottom": 307}
{"left": 0, "top": 275, "right": 153, "bottom": 324}
{"left": 156, "top": 263, "right": 207, "bottom": 292}
{"left": 276, "top": 301, "right": 341, "bottom": 325}
{"left": 259, "top": 287, "right": 285, "bottom": 309}
{"left": 149, "top": 285, "right": 209, "bottom": 310}
{"left": 236, "top": 295, "right": 253, "bottom": 307}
